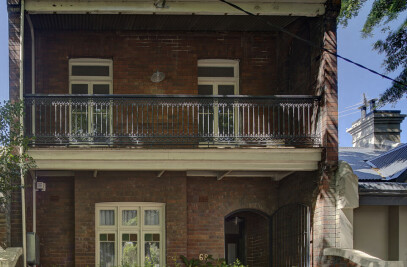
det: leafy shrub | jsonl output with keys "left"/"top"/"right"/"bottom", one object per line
{"left": 180, "top": 255, "right": 246, "bottom": 267}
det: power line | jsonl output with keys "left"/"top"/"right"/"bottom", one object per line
{"left": 339, "top": 110, "right": 361, "bottom": 118}
{"left": 219, "top": 0, "right": 407, "bottom": 88}
{"left": 341, "top": 101, "right": 363, "bottom": 110}
{"left": 339, "top": 107, "right": 359, "bottom": 114}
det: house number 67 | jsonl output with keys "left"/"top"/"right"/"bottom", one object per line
{"left": 199, "top": 254, "right": 209, "bottom": 261}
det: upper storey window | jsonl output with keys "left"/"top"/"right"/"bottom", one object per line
{"left": 69, "top": 59, "right": 113, "bottom": 136}
{"left": 197, "top": 59, "right": 239, "bottom": 136}
{"left": 197, "top": 59, "right": 239, "bottom": 93}
{"left": 69, "top": 58, "right": 113, "bottom": 94}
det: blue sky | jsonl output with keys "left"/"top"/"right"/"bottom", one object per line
{"left": 337, "top": 1, "right": 407, "bottom": 147}
{"left": 0, "top": 1, "right": 406, "bottom": 147}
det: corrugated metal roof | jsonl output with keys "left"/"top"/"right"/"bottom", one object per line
{"left": 359, "top": 181, "right": 407, "bottom": 194}
{"left": 366, "top": 143, "right": 407, "bottom": 180}
{"left": 30, "top": 14, "right": 299, "bottom": 32}
{"left": 339, "top": 147, "right": 386, "bottom": 181}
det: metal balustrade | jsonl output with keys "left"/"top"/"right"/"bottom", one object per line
{"left": 24, "top": 94, "right": 321, "bottom": 147}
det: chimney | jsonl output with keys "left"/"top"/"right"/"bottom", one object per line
{"left": 369, "top": 98, "right": 377, "bottom": 112}
{"left": 347, "top": 109, "right": 406, "bottom": 149}
{"left": 359, "top": 105, "right": 367, "bottom": 118}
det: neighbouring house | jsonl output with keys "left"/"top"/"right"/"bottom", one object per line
{"left": 327, "top": 101, "right": 407, "bottom": 265}
{"left": 3, "top": 0, "right": 342, "bottom": 266}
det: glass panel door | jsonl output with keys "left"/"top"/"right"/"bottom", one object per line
{"left": 218, "top": 85, "right": 235, "bottom": 136}
{"left": 198, "top": 85, "right": 214, "bottom": 136}
{"left": 121, "top": 233, "right": 138, "bottom": 266}
{"left": 144, "top": 233, "right": 160, "bottom": 267}
{"left": 92, "top": 83, "right": 111, "bottom": 136}
{"left": 100, "top": 233, "right": 116, "bottom": 267}
{"left": 71, "top": 83, "right": 89, "bottom": 136}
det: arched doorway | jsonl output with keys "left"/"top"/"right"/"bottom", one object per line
{"left": 271, "top": 203, "right": 310, "bottom": 267}
{"left": 224, "top": 210, "right": 270, "bottom": 266}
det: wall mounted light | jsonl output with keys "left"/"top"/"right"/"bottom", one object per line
{"left": 151, "top": 70, "right": 165, "bottom": 83}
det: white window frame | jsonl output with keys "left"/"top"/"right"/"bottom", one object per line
{"left": 95, "top": 202, "right": 166, "bottom": 267}
{"left": 197, "top": 59, "right": 240, "bottom": 136}
{"left": 69, "top": 58, "right": 113, "bottom": 83}
{"left": 69, "top": 59, "right": 113, "bottom": 137}
{"left": 197, "top": 59, "right": 239, "bottom": 90}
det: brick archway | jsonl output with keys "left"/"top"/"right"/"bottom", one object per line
{"left": 224, "top": 209, "right": 270, "bottom": 266}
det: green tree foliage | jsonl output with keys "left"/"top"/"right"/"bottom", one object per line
{"left": 180, "top": 255, "right": 246, "bottom": 267}
{"left": 0, "top": 101, "right": 35, "bottom": 208}
{"left": 338, "top": 0, "right": 407, "bottom": 104}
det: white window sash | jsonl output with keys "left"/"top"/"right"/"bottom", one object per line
{"left": 95, "top": 203, "right": 165, "bottom": 267}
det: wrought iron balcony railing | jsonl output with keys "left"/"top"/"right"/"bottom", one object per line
{"left": 24, "top": 94, "right": 321, "bottom": 147}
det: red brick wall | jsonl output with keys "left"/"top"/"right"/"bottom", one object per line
{"left": 24, "top": 172, "right": 285, "bottom": 266}
{"left": 25, "top": 18, "right": 321, "bottom": 97}
{"left": 38, "top": 177, "right": 75, "bottom": 266}
{"left": 74, "top": 171, "right": 188, "bottom": 267}
{"left": 0, "top": 211, "right": 8, "bottom": 248}
{"left": 23, "top": 169, "right": 325, "bottom": 266}
{"left": 26, "top": 176, "right": 75, "bottom": 266}
{"left": 241, "top": 212, "right": 269, "bottom": 267}
{"left": 316, "top": 4, "right": 340, "bottom": 166}
{"left": 8, "top": 4, "right": 23, "bottom": 249}
{"left": 186, "top": 176, "right": 277, "bottom": 260}
{"left": 8, "top": 5, "right": 20, "bottom": 102}
{"left": 312, "top": 3, "right": 340, "bottom": 266}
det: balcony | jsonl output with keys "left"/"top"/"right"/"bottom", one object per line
{"left": 24, "top": 94, "right": 321, "bottom": 148}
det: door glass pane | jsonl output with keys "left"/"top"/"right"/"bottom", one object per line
{"left": 144, "top": 234, "right": 160, "bottom": 267}
{"left": 122, "top": 210, "right": 138, "bottom": 226}
{"left": 91, "top": 84, "right": 110, "bottom": 136}
{"left": 122, "top": 233, "right": 138, "bottom": 266}
{"left": 71, "top": 100, "right": 88, "bottom": 136}
{"left": 100, "top": 210, "right": 115, "bottom": 226}
{"left": 198, "top": 85, "right": 214, "bottom": 136}
{"left": 199, "top": 105, "right": 214, "bottom": 136}
{"left": 93, "top": 84, "right": 110, "bottom": 94}
{"left": 71, "top": 84, "right": 89, "bottom": 94}
{"left": 100, "top": 234, "right": 115, "bottom": 267}
{"left": 72, "top": 65, "right": 110, "bottom": 76}
{"left": 218, "top": 85, "right": 235, "bottom": 95}
{"left": 218, "top": 85, "right": 235, "bottom": 135}
{"left": 92, "top": 102, "right": 110, "bottom": 136}
{"left": 198, "top": 85, "right": 213, "bottom": 95}
{"left": 71, "top": 84, "right": 89, "bottom": 136}
{"left": 144, "top": 210, "right": 159, "bottom": 226}
{"left": 218, "top": 108, "right": 233, "bottom": 136}
{"left": 198, "top": 66, "right": 234, "bottom": 77}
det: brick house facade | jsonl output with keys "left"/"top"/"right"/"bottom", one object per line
{"left": 5, "top": 0, "right": 340, "bottom": 266}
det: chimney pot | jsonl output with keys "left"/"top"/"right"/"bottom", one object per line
{"left": 360, "top": 106, "right": 367, "bottom": 118}
{"left": 369, "top": 99, "right": 377, "bottom": 112}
